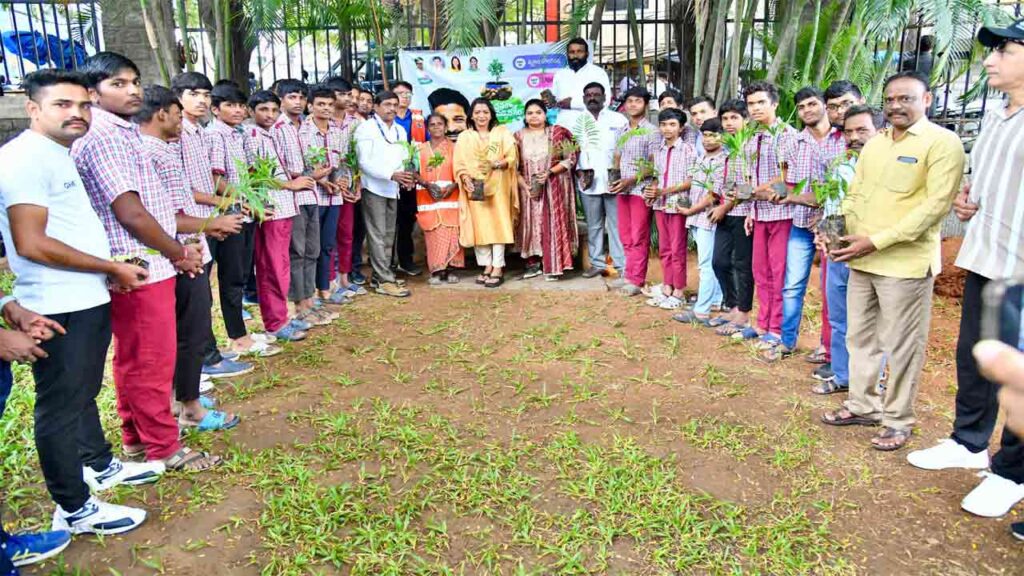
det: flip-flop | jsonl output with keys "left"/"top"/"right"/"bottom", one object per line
{"left": 672, "top": 310, "right": 711, "bottom": 324}
{"left": 706, "top": 316, "right": 731, "bottom": 328}
{"left": 811, "top": 380, "right": 849, "bottom": 395}
{"left": 821, "top": 409, "right": 879, "bottom": 427}
{"left": 871, "top": 427, "right": 912, "bottom": 451}
{"left": 180, "top": 410, "right": 241, "bottom": 432}
{"left": 485, "top": 274, "right": 505, "bottom": 288}
{"left": 731, "top": 326, "right": 760, "bottom": 341}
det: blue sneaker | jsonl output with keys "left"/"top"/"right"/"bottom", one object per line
{"left": 201, "top": 358, "right": 254, "bottom": 379}
{"left": 289, "top": 317, "right": 312, "bottom": 331}
{"left": 3, "top": 529, "right": 71, "bottom": 567}
{"left": 273, "top": 323, "right": 307, "bottom": 342}
{"left": 242, "top": 295, "right": 259, "bottom": 307}
{"left": 328, "top": 288, "right": 353, "bottom": 305}
{"left": 241, "top": 309, "right": 253, "bottom": 321}
{"left": 219, "top": 350, "right": 240, "bottom": 362}
{"left": 350, "top": 270, "right": 367, "bottom": 285}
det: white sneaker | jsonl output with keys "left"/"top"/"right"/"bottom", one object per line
{"left": 961, "top": 471, "right": 1024, "bottom": 517}
{"left": 199, "top": 374, "right": 214, "bottom": 395}
{"left": 907, "top": 439, "right": 989, "bottom": 471}
{"left": 646, "top": 294, "right": 667, "bottom": 307}
{"left": 250, "top": 332, "right": 278, "bottom": 345}
{"left": 82, "top": 458, "right": 164, "bottom": 492}
{"left": 659, "top": 296, "right": 683, "bottom": 310}
{"left": 52, "top": 496, "right": 146, "bottom": 535}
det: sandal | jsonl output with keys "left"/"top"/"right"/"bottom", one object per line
{"left": 180, "top": 409, "right": 241, "bottom": 431}
{"left": 164, "top": 447, "right": 222, "bottom": 472}
{"left": 715, "top": 322, "right": 746, "bottom": 337}
{"left": 122, "top": 444, "right": 146, "bottom": 461}
{"left": 732, "top": 326, "right": 761, "bottom": 341}
{"left": 805, "top": 347, "right": 828, "bottom": 365}
{"left": 811, "top": 380, "right": 848, "bottom": 395}
{"left": 821, "top": 408, "right": 880, "bottom": 427}
{"left": 485, "top": 274, "right": 504, "bottom": 288}
{"left": 871, "top": 427, "right": 912, "bottom": 451}
{"left": 760, "top": 343, "right": 793, "bottom": 362}
{"left": 706, "top": 316, "right": 731, "bottom": 328}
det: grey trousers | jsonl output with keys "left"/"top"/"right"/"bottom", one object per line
{"left": 580, "top": 192, "right": 625, "bottom": 271}
{"left": 289, "top": 204, "right": 320, "bottom": 301}
{"left": 363, "top": 192, "right": 397, "bottom": 284}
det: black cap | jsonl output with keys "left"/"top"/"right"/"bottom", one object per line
{"left": 978, "top": 18, "right": 1024, "bottom": 48}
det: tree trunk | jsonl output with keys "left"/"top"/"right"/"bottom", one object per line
{"left": 812, "top": 0, "right": 853, "bottom": 84}
{"left": 703, "top": 0, "right": 728, "bottom": 97}
{"left": 801, "top": 0, "right": 822, "bottom": 83}
{"left": 839, "top": 18, "right": 868, "bottom": 79}
{"left": 139, "top": 0, "right": 178, "bottom": 84}
{"left": 588, "top": 0, "right": 606, "bottom": 44}
{"left": 717, "top": 0, "right": 745, "bottom": 105}
{"left": 626, "top": 0, "right": 645, "bottom": 86}
{"left": 765, "top": 0, "right": 805, "bottom": 83}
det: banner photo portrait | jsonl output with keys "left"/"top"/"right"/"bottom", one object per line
{"left": 398, "top": 44, "right": 570, "bottom": 129}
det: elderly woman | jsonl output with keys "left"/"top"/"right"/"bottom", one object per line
{"left": 514, "top": 99, "right": 578, "bottom": 281}
{"left": 416, "top": 113, "right": 464, "bottom": 284}
{"left": 453, "top": 98, "right": 518, "bottom": 288}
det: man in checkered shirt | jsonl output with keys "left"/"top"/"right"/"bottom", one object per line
{"left": 72, "top": 52, "right": 208, "bottom": 471}
{"left": 738, "top": 81, "right": 798, "bottom": 345}
{"left": 608, "top": 86, "right": 659, "bottom": 296}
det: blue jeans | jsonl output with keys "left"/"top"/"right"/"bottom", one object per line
{"left": 0, "top": 361, "right": 16, "bottom": 576}
{"left": 826, "top": 259, "right": 850, "bottom": 385}
{"left": 579, "top": 193, "right": 625, "bottom": 271}
{"left": 316, "top": 205, "right": 340, "bottom": 291}
{"left": 692, "top": 226, "right": 722, "bottom": 314}
{"left": 780, "top": 226, "right": 816, "bottom": 350}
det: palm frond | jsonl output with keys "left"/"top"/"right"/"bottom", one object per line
{"left": 548, "top": 0, "right": 599, "bottom": 54}
{"left": 443, "top": 0, "right": 497, "bottom": 53}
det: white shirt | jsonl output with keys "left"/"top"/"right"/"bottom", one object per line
{"left": 557, "top": 108, "right": 628, "bottom": 195}
{"left": 355, "top": 115, "right": 409, "bottom": 200}
{"left": 0, "top": 130, "right": 111, "bottom": 314}
{"left": 551, "top": 62, "right": 611, "bottom": 113}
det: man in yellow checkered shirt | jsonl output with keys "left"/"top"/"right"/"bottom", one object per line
{"left": 821, "top": 70, "right": 965, "bottom": 452}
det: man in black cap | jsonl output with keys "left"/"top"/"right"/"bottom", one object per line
{"left": 907, "top": 17, "right": 1024, "bottom": 529}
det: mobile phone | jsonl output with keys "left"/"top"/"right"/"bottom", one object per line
{"left": 981, "top": 278, "right": 1024, "bottom": 350}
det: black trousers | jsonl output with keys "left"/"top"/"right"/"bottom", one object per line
{"left": 712, "top": 215, "right": 754, "bottom": 313}
{"left": 394, "top": 189, "right": 417, "bottom": 268}
{"left": 32, "top": 303, "right": 113, "bottom": 512}
{"left": 351, "top": 196, "right": 366, "bottom": 270}
{"left": 952, "top": 271, "right": 1024, "bottom": 482}
{"left": 176, "top": 273, "right": 212, "bottom": 402}
{"left": 203, "top": 222, "right": 255, "bottom": 360}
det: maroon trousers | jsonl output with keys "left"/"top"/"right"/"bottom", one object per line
{"left": 752, "top": 219, "right": 791, "bottom": 335}
{"left": 617, "top": 194, "right": 653, "bottom": 287}
{"left": 655, "top": 211, "right": 687, "bottom": 289}
{"left": 255, "top": 217, "right": 294, "bottom": 333}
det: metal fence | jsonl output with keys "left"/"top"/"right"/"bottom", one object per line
{"left": 0, "top": 0, "right": 102, "bottom": 91}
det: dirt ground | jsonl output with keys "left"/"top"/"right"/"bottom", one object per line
{"left": 11, "top": 241, "right": 1022, "bottom": 575}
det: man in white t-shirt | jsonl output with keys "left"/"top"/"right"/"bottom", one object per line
{"left": 557, "top": 82, "right": 627, "bottom": 278}
{"left": 0, "top": 70, "right": 159, "bottom": 538}
{"left": 550, "top": 38, "right": 611, "bottom": 118}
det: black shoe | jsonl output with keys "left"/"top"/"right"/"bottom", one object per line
{"left": 1012, "top": 522, "right": 1024, "bottom": 541}
{"left": 582, "top": 268, "right": 603, "bottom": 279}
{"left": 812, "top": 363, "right": 835, "bottom": 382}
{"left": 397, "top": 263, "right": 423, "bottom": 276}
{"left": 520, "top": 264, "right": 542, "bottom": 280}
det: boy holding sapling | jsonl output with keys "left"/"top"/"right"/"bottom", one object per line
{"left": 672, "top": 117, "right": 726, "bottom": 325}
{"left": 207, "top": 83, "right": 282, "bottom": 358}
{"left": 708, "top": 99, "right": 756, "bottom": 337}
{"left": 608, "top": 86, "right": 659, "bottom": 296}
{"left": 246, "top": 89, "right": 317, "bottom": 342}
{"left": 643, "top": 108, "right": 697, "bottom": 311}
{"left": 136, "top": 85, "right": 243, "bottom": 432}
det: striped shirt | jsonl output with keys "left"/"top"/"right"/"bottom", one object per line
{"left": 688, "top": 151, "right": 727, "bottom": 230}
{"left": 746, "top": 121, "right": 797, "bottom": 222}
{"left": 721, "top": 155, "right": 752, "bottom": 217}
{"left": 652, "top": 138, "right": 697, "bottom": 214}
{"left": 787, "top": 129, "right": 828, "bottom": 229}
{"left": 180, "top": 117, "right": 215, "bottom": 218}
{"left": 207, "top": 119, "right": 248, "bottom": 186}
{"left": 298, "top": 117, "right": 350, "bottom": 207}
{"left": 270, "top": 113, "right": 316, "bottom": 206}
{"left": 956, "top": 104, "right": 1024, "bottom": 280}
{"left": 244, "top": 125, "right": 298, "bottom": 221}
{"left": 616, "top": 119, "right": 660, "bottom": 197}
{"left": 141, "top": 135, "right": 212, "bottom": 265}
{"left": 72, "top": 107, "right": 176, "bottom": 284}
{"left": 820, "top": 128, "right": 847, "bottom": 167}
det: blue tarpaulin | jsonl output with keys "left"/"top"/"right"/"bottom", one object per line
{"left": 2, "top": 31, "right": 87, "bottom": 69}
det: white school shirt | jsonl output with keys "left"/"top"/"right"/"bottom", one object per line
{"left": 0, "top": 130, "right": 111, "bottom": 314}
{"left": 355, "top": 115, "right": 409, "bottom": 200}
{"left": 551, "top": 62, "right": 611, "bottom": 113}
{"left": 557, "top": 108, "right": 628, "bottom": 196}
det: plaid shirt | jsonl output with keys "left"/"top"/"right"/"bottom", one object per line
{"left": 142, "top": 135, "right": 212, "bottom": 265}
{"left": 720, "top": 156, "right": 752, "bottom": 217}
{"left": 180, "top": 117, "right": 215, "bottom": 218}
{"left": 745, "top": 121, "right": 797, "bottom": 222}
{"left": 271, "top": 113, "right": 317, "bottom": 206}
{"left": 72, "top": 107, "right": 177, "bottom": 284}
{"left": 820, "top": 128, "right": 847, "bottom": 167}
{"left": 652, "top": 138, "right": 697, "bottom": 214}
{"left": 207, "top": 119, "right": 248, "bottom": 187}
{"left": 617, "top": 119, "right": 659, "bottom": 197}
{"left": 688, "top": 151, "right": 727, "bottom": 230}
{"left": 245, "top": 124, "right": 298, "bottom": 220}
{"left": 786, "top": 128, "right": 828, "bottom": 229}
{"left": 298, "top": 117, "right": 350, "bottom": 206}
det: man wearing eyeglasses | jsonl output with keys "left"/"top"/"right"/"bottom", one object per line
{"left": 820, "top": 70, "right": 965, "bottom": 452}
{"left": 907, "top": 19, "right": 1024, "bottom": 524}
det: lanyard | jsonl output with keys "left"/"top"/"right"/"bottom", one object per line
{"left": 375, "top": 117, "right": 396, "bottom": 144}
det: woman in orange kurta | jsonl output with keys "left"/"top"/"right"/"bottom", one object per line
{"left": 415, "top": 114, "right": 464, "bottom": 284}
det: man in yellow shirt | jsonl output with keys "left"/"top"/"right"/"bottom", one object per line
{"left": 821, "top": 70, "right": 965, "bottom": 451}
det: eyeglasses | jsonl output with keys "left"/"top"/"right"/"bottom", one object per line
{"left": 826, "top": 101, "right": 855, "bottom": 112}
{"left": 394, "top": 91, "right": 412, "bottom": 98}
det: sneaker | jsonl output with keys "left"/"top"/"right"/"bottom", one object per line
{"left": 376, "top": 282, "right": 411, "bottom": 298}
{"left": 961, "top": 471, "right": 1024, "bottom": 517}
{"left": 250, "top": 333, "right": 278, "bottom": 345}
{"left": 812, "top": 363, "right": 836, "bottom": 382}
{"left": 350, "top": 270, "right": 367, "bottom": 285}
{"left": 1011, "top": 522, "right": 1024, "bottom": 541}
{"left": 198, "top": 375, "right": 214, "bottom": 395}
{"left": 397, "top": 263, "right": 423, "bottom": 276}
{"left": 232, "top": 340, "right": 282, "bottom": 358}
{"left": 289, "top": 317, "right": 313, "bottom": 331}
{"left": 241, "top": 309, "right": 253, "bottom": 321}
{"left": 658, "top": 296, "right": 683, "bottom": 310}
{"left": 83, "top": 457, "right": 164, "bottom": 492}
{"left": 202, "top": 358, "right": 255, "bottom": 379}
{"left": 273, "top": 323, "right": 307, "bottom": 342}
{"left": 3, "top": 529, "right": 71, "bottom": 567}
{"left": 646, "top": 293, "right": 667, "bottom": 307}
{"left": 219, "top": 350, "right": 240, "bottom": 362}
{"left": 344, "top": 284, "right": 368, "bottom": 296}
{"left": 619, "top": 282, "right": 642, "bottom": 296}
{"left": 520, "top": 265, "right": 542, "bottom": 280}
{"left": 52, "top": 496, "right": 146, "bottom": 536}
{"left": 582, "top": 268, "right": 603, "bottom": 279}
{"left": 907, "top": 439, "right": 990, "bottom": 471}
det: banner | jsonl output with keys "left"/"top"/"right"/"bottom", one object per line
{"left": 397, "top": 44, "right": 569, "bottom": 127}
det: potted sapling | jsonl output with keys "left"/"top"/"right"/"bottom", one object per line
{"left": 721, "top": 123, "right": 757, "bottom": 202}
{"left": 609, "top": 127, "right": 651, "bottom": 187}
{"left": 302, "top": 145, "right": 328, "bottom": 177}
{"left": 763, "top": 122, "right": 792, "bottom": 199}
{"left": 813, "top": 152, "right": 856, "bottom": 250}
{"left": 634, "top": 156, "right": 660, "bottom": 207}
{"left": 113, "top": 247, "right": 159, "bottom": 272}
{"left": 425, "top": 150, "right": 451, "bottom": 201}
{"left": 570, "top": 112, "right": 600, "bottom": 190}
{"left": 687, "top": 161, "right": 721, "bottom": 211}
{"left": 470, "top": 143, "right": 498, "bottom": 201}
{"left": 533, "top": 139, "right": 577, "bottom": 197}
{"left": 232, "top": 156, "right": 280, "bottom": 222}
{"left": 332, "top": 139, "right": 361, "bottom": 195}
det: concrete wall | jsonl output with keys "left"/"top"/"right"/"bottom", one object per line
{"left": 0, "top": 95, "right": 28, "bottom": 146}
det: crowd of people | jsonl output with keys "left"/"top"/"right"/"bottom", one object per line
{"left": 0, "top": 21, "right": 1022, "bottom": 571}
